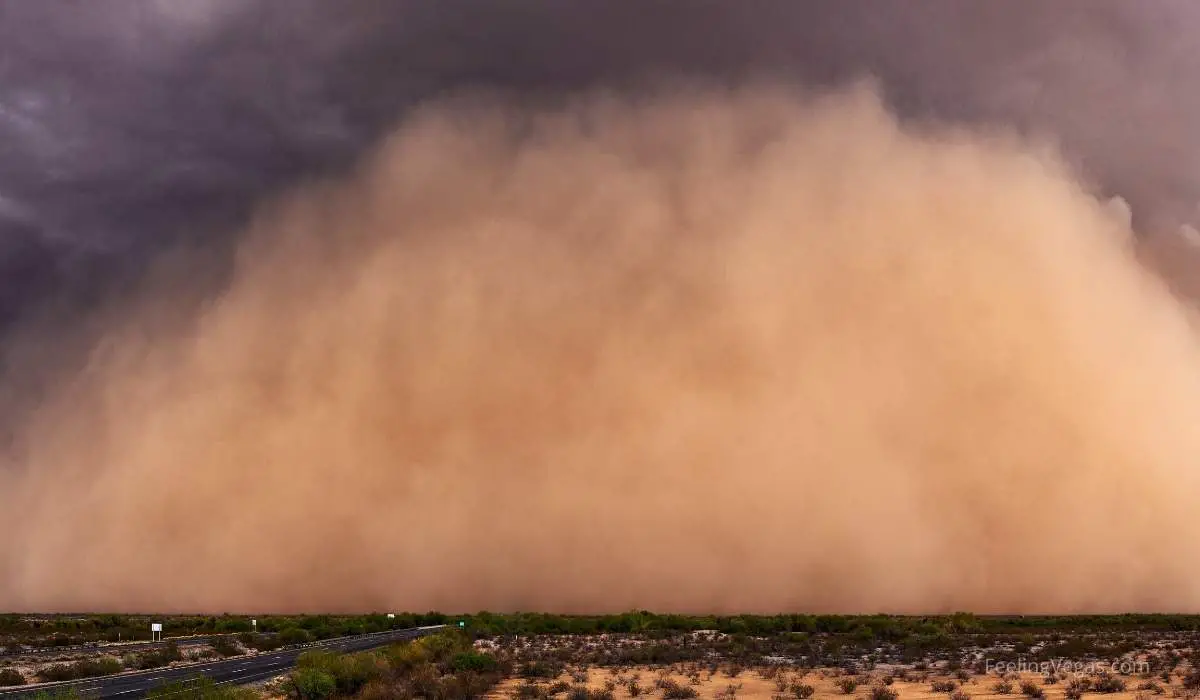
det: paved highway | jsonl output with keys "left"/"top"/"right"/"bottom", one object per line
{"left": 0, "top": 625, "right": 446, "bottom": 699}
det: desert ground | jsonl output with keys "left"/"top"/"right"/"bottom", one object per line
{"left": 490, "top": 666, "right": 1162, "bottom": 700}
{"left": 4, "top": 615, "right": 1200, "bottom": 699}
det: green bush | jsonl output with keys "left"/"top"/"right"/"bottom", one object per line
{"left": 422, "top": 632, "right": 469, "bottom": 668}
{"left": 36, "top": 657, "right": 121, "bottom": 683}
{"left": 333, "top": 654, "right": 383, "bottom": 696}
{"left": 210, "top": 637, "right": 243, "bottom": 658}
{"left": 243, "top": 634, "right": 284, "bottom": 652}
{"left": 136, "top": 642, "right": 183, "bottom": 670}
{"left": 35, "top": 664, "right": 76, "bottom": 683}
{"left": 385, "top": 641, "right": 431, "bottom": 673}
{"left": 74, "top": 657, "right": 122, "bottom": 678}
{"left": 214, "top": 619, "right": 252, "bottom": 634}
{"left": 295, "top": 649, "right": 382, "bottom": 696}
{"left": 288, "top": 668, "right": 337, "bottom": 700}
{"left": 453, "top": 651, "right": 500, "bottom": 674}
{"left": 522, "top": 660, "right": 564, "bottom": 679}
{"left": 279, "top": 628, "right": 314, "bottom": 646}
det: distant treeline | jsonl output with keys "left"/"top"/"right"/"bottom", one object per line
{"left": 6, "top": 612, "right": 1200, "bottom": 647}
{"left": 453, "top": 613, "right": 1200, "bottom": 637}
{"left": 0, "top": 613, "right": 446, "bottom": 648}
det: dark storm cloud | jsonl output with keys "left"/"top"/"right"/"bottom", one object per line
{"left": 1, "top": 0, "right": 1199, "bottom": 332}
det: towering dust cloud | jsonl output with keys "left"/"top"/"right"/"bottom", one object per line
{"left": 3, "top": 84, "right": 1200, "bottom": 614}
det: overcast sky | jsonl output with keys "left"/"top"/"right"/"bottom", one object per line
{"left": 2, "top": 0, "right": 1199, "bottom": 332}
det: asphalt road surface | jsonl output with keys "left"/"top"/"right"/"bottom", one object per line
{"left": 0, "top": 625, "right": 446, "bottom": 699}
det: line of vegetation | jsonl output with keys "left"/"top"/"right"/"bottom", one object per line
{"left": 1, "top": 613, "right": 436, "bottom": 651}
{"left": 279, "top": 630, "right": 504, "bottom": 700}
{"left": 448, "top": 612, "right": 1200, "bottom": 637}
{"left": 13, "top": 612, "right": 1200, "bottom": 651}
{"left": 30, "top": 642, "right": 189, "bottom": 683}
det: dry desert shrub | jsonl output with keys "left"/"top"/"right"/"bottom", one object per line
{"left": 1094, "top": 673, "right": 1128, "bottom": 693}
{"left": 512, "top": 680, "right": 549, "bottom": 700}
{"left": 932, "top": 679, "right": 959, "bottom": 693}
{"left": 550, "top": 681, "right": 574, "bottom": 695}
{"left": 1138, "top": 681, "right": 1165, "bottom": 695}
{"left": 1065, "top": 678, "right": 1091, "bottom": 700}
{"left": 658, "top": 679, "right": 698, "bottom": 700}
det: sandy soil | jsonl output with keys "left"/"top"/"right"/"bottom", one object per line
{"left": 490, "top": 667, "right": 1163, "bottom": 700}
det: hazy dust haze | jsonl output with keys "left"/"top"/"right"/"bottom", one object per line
{"left": 3, "top": 84, "right": 1200, "bottom": 614}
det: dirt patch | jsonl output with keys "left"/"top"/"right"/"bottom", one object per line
{"left": 491, "top": 667, "right": 1161, "bottom": 700}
